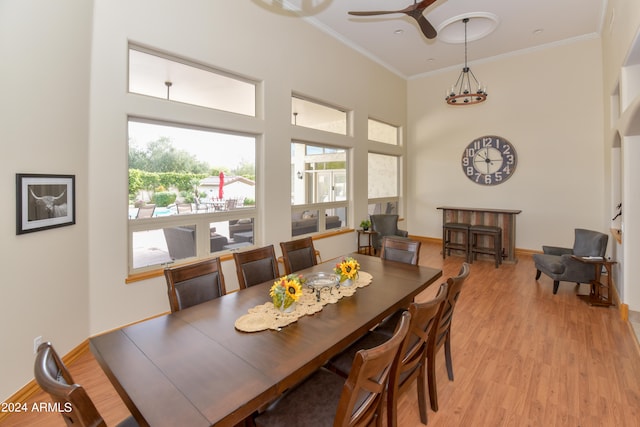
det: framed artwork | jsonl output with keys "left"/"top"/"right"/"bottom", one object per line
{"left": 16, "top": 174, "right": 76, "bottom": 234}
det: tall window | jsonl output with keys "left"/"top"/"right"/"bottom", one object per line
{"left": 291, "top": 142, "right": 347, "bottom": 236}
{"left": 368, "top": 152, "right": 399, "bottom": 215}
{"left": 291, "top": 95, "right": 348, "bottom": 135}
{"left": 368, "top": 118, "right": 399, "bottom": 145}
{"left": 129, "top": 46, "right": 256, "bottom": 116}
{"left": 128, "top": 119, "right": 256, "bottom": 272}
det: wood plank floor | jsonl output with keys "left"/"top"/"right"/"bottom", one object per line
{"left": 4, "top": 241, "right": 640, "bottom": 426}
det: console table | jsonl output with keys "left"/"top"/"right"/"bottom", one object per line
{"left": 437, "top": 206, "right": 522, "bottom": 263}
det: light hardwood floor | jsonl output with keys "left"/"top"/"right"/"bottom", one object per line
{"left": 4, "top": 241, "right": 640, "bottom": 426}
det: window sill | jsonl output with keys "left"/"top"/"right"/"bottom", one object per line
{"left": 125, "top": 228, "right": 355, "bottom": 284}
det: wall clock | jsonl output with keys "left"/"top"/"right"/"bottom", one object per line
{"left": 461, "top": 135, "right": 517, "bottom": 185}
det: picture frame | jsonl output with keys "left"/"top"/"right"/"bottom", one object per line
{"left": 16, "top": 173, "right": 76, "bottom": 234}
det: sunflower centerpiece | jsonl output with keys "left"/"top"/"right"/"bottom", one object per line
{"left": 270, "top": 274, "right": 304, "bottom": 312}
{"left": 334, "top": 256, "right": 360, "bottom": 286}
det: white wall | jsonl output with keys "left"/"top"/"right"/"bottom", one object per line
{"left": 601, "top": 0, "right": 640, "bottom": 312}
{"left": 0, "top": 0, "right": 93, "bottom": 401}
{"left": 406, "top": 37, "right": 606, "bottom": 251}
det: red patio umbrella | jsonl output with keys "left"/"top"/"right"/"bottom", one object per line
{"left": 218, "top": 171, "right": 224, "bottom": 200}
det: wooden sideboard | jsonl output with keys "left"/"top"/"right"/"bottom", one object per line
{"left": 437, "top": 206, "right": 522, "bottom": 263}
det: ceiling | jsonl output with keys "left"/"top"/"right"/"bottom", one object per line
{"left": 251, "top": 0, "right": 608, "bottom": 79}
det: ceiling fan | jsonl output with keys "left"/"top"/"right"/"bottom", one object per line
{"left": 348, "top": 0, "right": 438, "bottom": 39}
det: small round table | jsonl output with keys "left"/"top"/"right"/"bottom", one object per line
{"left": 357, "top": 229, "right": 377, "bottom": 255}
{"left": 572, "top": 256, "right": 616, "bottom": 307}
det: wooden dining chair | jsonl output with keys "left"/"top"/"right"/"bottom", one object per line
{"left": 426, "top": 262, "right": 470, "bottom": 411}
{"left": 279, "top": 236, "right": 320, "bottom": 275}
{"left": 233, "top": 245, "right": 280, "bottom": 289}
{"left": 329, "top": 283, "right": 448, "bottom": 426}
{"left": 34, "top": 342, "right": 139, "bottom": 427}
{"left": 380, "top": 236, "right": 422, "bottom": 265}
{"left": 254, "top": 312, "right": 411, "bottom": 427}
{"left": 163, "top": 257, "right": 226, "bottom": 312}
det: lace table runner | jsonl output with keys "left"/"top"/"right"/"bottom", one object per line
{"left": 234, "top": 271, "right": 373, "bottom": 332}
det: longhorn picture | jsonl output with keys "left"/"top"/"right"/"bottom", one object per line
{"left": 29, "top": 188, "right": 67, "bottom": 219}
{"left": 17, "top": 174, "right": 76, "bottom": 234}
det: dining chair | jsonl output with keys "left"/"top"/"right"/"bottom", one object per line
{"left": 279, "top": 236, "right": 320, "bottom": 275}
{"left": 253, "top": 311, "right": 411, "bottom": 427}
{"left": 329, "top": 283, "right": 448, "bottom": 426}
{"left": 163, "top": 257, "right": 226, "bottom": 312}
{"left": 426, "top": 262, "right": 470, "bottom": 411}
{"left": 371, "top": 263, "right": 470, "bottom": 413}
{"left": 380, "top": 236, "right": 421, "bottom": 265}
{"left": 34, "top": 342, "right": 139, "bottom": 427}
{"left": 234, "top": 245, "right": 280, "bottom": 289}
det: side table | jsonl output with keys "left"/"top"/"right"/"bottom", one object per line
{"left": 357, "top": 229, "right": 377, "bottom": 255}
{"left": 572, "top": 256, "right": 616, "bottom": 307}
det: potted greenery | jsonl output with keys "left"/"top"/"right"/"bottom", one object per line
{"left": 360, "top": 219, "right": 371, "bottom": 231}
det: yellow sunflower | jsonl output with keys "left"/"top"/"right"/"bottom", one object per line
{"left": 334, "top": 257, "right": 360, "bottom": 280}
{"left": 284, "top": 279, "right": 303, "bottom": 302}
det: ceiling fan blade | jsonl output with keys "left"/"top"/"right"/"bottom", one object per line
{"left": 349, "top": 0, "right": 439, "bottom": 39}
{"left": 348, "top": 10, "right": 404, "bottom": 16}
{"left": 407, "top": 11, "right": 437, "bottom": 39}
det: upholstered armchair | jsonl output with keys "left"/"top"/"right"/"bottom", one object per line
{"left": 533, "top": 228, "right": 608, "bottom": 294}
{"left": 370, "top": 214, "right": 408, "bottom": 254}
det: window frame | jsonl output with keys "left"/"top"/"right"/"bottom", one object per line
{"left": 290, "top": 140, "right": 350, "bottom": 236}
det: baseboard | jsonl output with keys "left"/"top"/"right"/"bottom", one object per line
{"left": 0, "top": 340, "right": 89, "bottom": 423}
{"left": 408, "top": 235, "right": 542, "bottom": 257}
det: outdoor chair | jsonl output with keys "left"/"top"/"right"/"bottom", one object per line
{"left": 136, "top": 204, "right": 155, "bottom": 219}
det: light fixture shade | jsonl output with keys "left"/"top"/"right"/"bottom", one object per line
{"left": 445, "top": 18, "right": 487, "bottom": 106}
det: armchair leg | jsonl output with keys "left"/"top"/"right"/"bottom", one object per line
{"left": 553, "top": 281, "right": 560, "bottom": 294}
{"left": 535, "top": 270, "right": 541, "bottom": 280}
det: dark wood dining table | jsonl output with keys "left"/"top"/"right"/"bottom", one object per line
{"left": 89, "top": 253, "right": 442, "bottom": 427}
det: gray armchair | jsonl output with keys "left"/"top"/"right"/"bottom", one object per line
{"left": 370, "top": 214, "right": 408, "bottom": 254}
{"left": 533, "top": 228, "right": 608, "bottom": 294}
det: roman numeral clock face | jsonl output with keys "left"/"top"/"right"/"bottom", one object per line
{"left": 461, "top": 136, "right": 517, "bottom": 185}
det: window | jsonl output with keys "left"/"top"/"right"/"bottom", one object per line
{"left": 291, "top": 95, "right": 348, "bottom": 135}
{"left": 291, "top": 142, "right": 347, "bottom": 235}
{"left": 128, "top": 119, "right": 256, "bottom": 272}
{"left": 129, "top": 46, "right": 256, "bottom": 116}
{"left": 368, "top": 118, "right": 399, "bottom": 145}
{"left": 368, "top": 152, "right": 399, "bottom": 215}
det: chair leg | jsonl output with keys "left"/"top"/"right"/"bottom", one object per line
{"left": 553, "top": 280, "right": 560, "bottom": 294}
{"left": 417, "top": 365, "right": 428, "bottom": 424}
{"left": 445, "top": 334, "right": 454, "bottom": 381}
{"left": 535, "top": 270, "right": 541, "bottom": 280}
{"left": 427, "top": 354, "right": 439, "bottom": 412}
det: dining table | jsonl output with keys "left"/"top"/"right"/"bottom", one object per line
{"left": 89, "top": 253, "right": 442, "bottom": 427}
